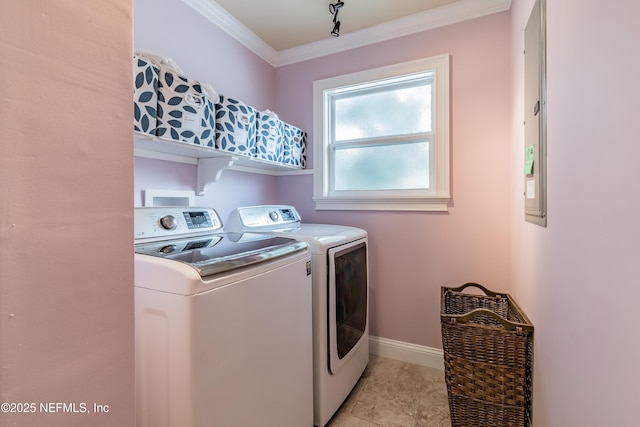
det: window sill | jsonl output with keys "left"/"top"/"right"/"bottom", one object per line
{"left": 313, "top": 195, "right": 450, "bottom": 212}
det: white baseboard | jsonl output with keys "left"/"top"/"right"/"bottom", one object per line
{"left": 369, "top": 335, "right": 444, "bottom": 371}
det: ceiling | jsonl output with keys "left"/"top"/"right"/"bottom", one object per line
{"left": 182, "top": 0, "right": 512, "bottom": 66}
{"left": 213, "top": 0, "right": 463, "bottom": 51}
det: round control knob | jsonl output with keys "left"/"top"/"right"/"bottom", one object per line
{"left": 159, "top": 244, "right": 177, "bottom": 254}
{"left": 269, "top": 210, "right": 279, "bottom": 222}
{"left": 159, "top": 215, "right": 178, "bottom": 230}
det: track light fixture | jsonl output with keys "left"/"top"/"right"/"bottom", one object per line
{"left": 329, "top": 1, "right": 344, "bottom": 15}
{"left": 331, "top": 20, "right": 341, "bottom": 37}
{"left": 329, "top": 1, "right": 344, "bottom": 37}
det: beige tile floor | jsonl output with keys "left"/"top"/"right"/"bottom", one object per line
{"left": 326, "top": 355, "right": 452, "bottom": 427}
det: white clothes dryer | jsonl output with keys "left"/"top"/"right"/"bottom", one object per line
{"left": 134, "top": 207, "right": 313, "bottom": 427}
{"left": 226, "top": 205, "right": 369, "bottom": 427}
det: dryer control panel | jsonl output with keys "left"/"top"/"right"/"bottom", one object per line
{"left": 226, "top": 205, "right": 301, "bottom": 231}
{"left": 134, "top": 207, "right": 223, "bottom": 242}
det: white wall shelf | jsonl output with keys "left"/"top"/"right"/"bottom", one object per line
{"left": 134, "top": 133, "right": 312, "bottom": 195}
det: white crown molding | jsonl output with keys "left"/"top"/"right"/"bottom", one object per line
{"left": 182, "top": 0, "right": 512, "bottom": 68}
{"left": 278, "top": 0, "right": 512, "bottom": 66}
{"left": 181, "top": 0, "right": 279, "bottom": 65}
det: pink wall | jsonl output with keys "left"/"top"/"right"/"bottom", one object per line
{"left": 133, "top": 158, "right": 276, "bottom": 221}
{"left": 275, "top": 13, "right": 513, "bottom": 348}
{"left": 0, "top": 1, "right": 134, "bottom": 426}
{"left": 510, "top": 1, "right": 640, "bottom": 425}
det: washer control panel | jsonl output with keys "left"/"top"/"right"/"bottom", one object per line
{"left": 134, "top": 207, "right": 223, "bottom": 241}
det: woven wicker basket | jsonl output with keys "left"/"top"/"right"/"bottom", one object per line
{"left": 441, "top": 283, "right": 534, "bottom": 427}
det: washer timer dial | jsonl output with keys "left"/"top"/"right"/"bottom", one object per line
{"left": 159, "top": 215, "right": 178, "bottom": 230}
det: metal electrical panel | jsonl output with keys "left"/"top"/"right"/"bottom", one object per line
{"left": 524, "top": 0, "right": 547, "bottom": 226}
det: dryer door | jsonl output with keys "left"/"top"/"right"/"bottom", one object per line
{"left": 327, "top": 239, "right": 368, "bottom": 374}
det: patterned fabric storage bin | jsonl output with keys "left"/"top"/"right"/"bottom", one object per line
{"left": 156, "top": 69, "right": 216, "bottom": 147}
{"left": 282, "top": 123, "right": 307, "bottom": 168}
{"left": 215, "top": 96, "right": 257, "bottom": 157}
{"left": 256, "top": 110, "right": 285, "bottom": 163}
{"left": 133, "top": 55, "right": 159, "bottom": 136}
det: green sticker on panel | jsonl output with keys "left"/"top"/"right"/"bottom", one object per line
{"left": 524, "top": 144, "right": 535, "bottom": 175}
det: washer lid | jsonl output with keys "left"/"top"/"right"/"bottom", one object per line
{"left": 135, "top": 232, "right": 307, "bottom": 276}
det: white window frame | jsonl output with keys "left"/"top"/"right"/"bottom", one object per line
{"left": 312, "top": 54, "right": 450, "bottom": 211}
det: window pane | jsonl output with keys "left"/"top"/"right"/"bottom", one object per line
{"left": 334, "top": 84, "right": 432, "bottom": 141}
{"left": 334, "top": 142, "right": 430, "bottom": 191}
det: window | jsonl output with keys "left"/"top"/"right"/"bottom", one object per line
{"left": 313, "top": 55, "right": 450, "bottom": 211}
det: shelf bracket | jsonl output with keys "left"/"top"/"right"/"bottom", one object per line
{"left": 196, "top": 156, "right": 237, "bottom": 195}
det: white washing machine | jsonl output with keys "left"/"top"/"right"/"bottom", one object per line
{"left": 134, "top": 207, "right": 313, "bottom": 427}
{"left": 226, "top": 205, "right": 369, "bottom": 427}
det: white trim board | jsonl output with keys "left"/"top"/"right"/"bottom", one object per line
{"left": 182, "top": 0, "right": 512, "bottom": 67}
{"left": 369, "top": 336, "right": 444, "bottom": 371}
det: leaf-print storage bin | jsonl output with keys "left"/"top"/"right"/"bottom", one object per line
{"left": 156, "top": 69, "right": 216, "bottom": 147}
{"left": 282, "top": 122, "right": 307, "bottom": 168}
{"left": 215, "top": 96, "right": 257, "bottom": 157}
{"left": 133, "top": 55, "right": 159, "bottom": 136}
{"left": 255, "top": 111, "right": 285, "bottom": 163}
